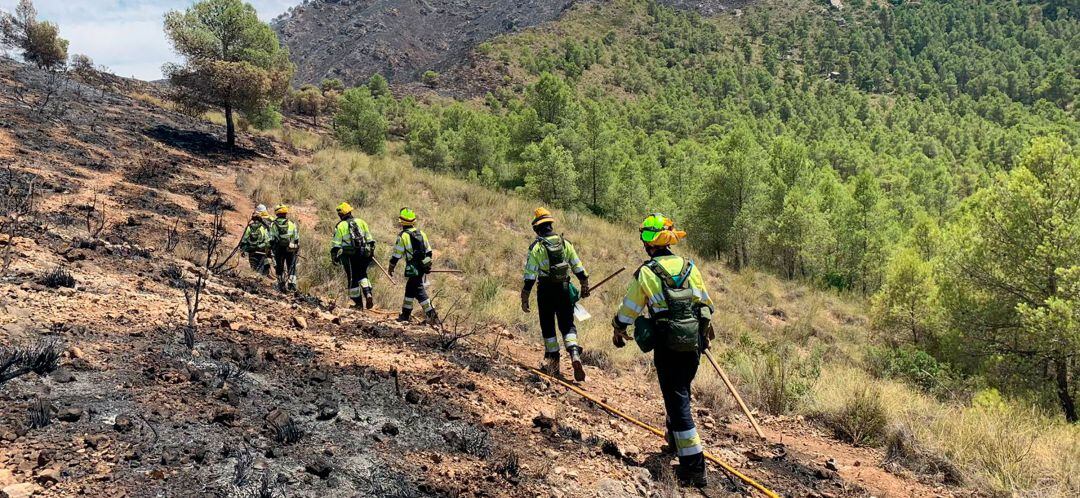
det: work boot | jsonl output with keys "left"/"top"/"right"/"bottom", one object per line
{"left": 396, "top": 310, "right": 411, "bottom": 323}
{"left": 364, "top": 288, "right": 374, "bottom": 309}
{"left": 676, "top": 466, "right": 707, "bottom": 488}
{"left": 570, "top": 349, "right": 586, "bottom": 382}
{"left": 351, "top": 297, "right": 364, "bottom": 309}
{"left": 541, "top": 355, "right": 560, "bottom": 376}
{"left": 425, "top": 309, "right": 441, "bottom": 326}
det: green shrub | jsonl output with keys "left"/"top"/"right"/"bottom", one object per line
{"left": 868, "top": 346, "right": 954, "bottom": 393}
{"left": 827, "top": 385, "right": 889, "bottom": 446}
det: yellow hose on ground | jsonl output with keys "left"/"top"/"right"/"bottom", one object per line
{"left": 528, "top": 367, "right": 781, "bottom": 498}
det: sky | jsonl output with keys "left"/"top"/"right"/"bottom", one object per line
{"left": 0, "top": 0, "right": 299, "bottom": 80}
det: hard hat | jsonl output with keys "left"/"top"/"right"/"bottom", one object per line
{"left": 336, "top": 202, "right": 353, "bottom": 216}
{"left": 532, "top": 207, "right": 556, "bottom": 227}
{"left": 274, "top": 204, "right": 289, "bottom": 215}
{"left": 398, "top": 207, "right": 416, "bottom": 226}
{"left": 640, "top": 214, "right": 685, "bottom": 247}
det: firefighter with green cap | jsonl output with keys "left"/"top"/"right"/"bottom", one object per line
{"left": 388, "top": 207, "right": 439, "bottom": 324}
{"left": 610, "top": 214, "right": 715, "bottom": 488}
{"left": 269, "top": 204, "right": 300, "bottom": 292}
{"left": 330, "top": 202, "right": 376, "bottom": 309}
{"left": 240, "top": 207, "right": 271, "bottom": 276}
{"left": 521, "top": 207, "right": 590, "bottom": 382}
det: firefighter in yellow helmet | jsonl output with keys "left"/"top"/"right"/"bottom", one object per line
{"left": 330, "top": 202, "right": 376, "bottom": 309}
{"left": 240, "top": 208, "right": 271, "bottom": 276}
{"left": 521, "top": 208, "right": 590, "bottom": 381}
{"left": 269, "top": 204, "right": 300, "bottom": 292}
{"left": 611, "top": 214, "right": 715, "bottom": 488}
{"left": 387, "top": 208, "right": 439, "bottom": 324}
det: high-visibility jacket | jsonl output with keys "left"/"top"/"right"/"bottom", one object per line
{"left": 390, "top": 228, "right": 432, "bottom": 265}
{"left": 332, "top": 217, "right": 372, "bottom": 253}
{"left": 270, "top": 218, "right": 299, "bottom": 250}
{"left": 241, "top": 221, "right": 271, "bottom": 253}
{"left": 613, "top": 254, "right": 713, "bottom": 328}
{"left": 523, "top": 234, "right": 587, "bottom": 283}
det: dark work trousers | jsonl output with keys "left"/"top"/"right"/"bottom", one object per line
{"left": 247, "top": 252, "right": 270, "bottom": 276}
{"left": 654, "top": 346, "right": 705, "bottom": 472}
{"left": 402, "top": 274, "right": 432, "bottom": 316}
{"left": 536, "top": 281, "right": 580, "bottom": 358}
{"left": 341, "top": 253, "right": 372, "bottom": 305}
{"left": 272, "top": 248, "right": 298, "bottom": 290}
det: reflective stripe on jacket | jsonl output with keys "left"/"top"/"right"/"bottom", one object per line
{"left": 614, "top": 255, "right": 713, "bottom": 327}
{"left": 331, "top": 218, "right": 370, "bottom": 249}
{"left": 523, "top": 235, "right": 586, "bottom": 281}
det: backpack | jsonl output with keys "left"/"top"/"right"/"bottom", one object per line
{"left": 243, "top": 222, "right": 269, "bottom": 252}
{"left": 345, "top": 219, "right": 372, "bottom": 257}
{"left": 403, "top": 229, "right": 432, "bottom": 277}
{"left": 536, "top": 235, "right": 570, "bottom": 284}
{"left": 273, "top": 220, "right": 297, "bottom": 252}
{"left": 644, "top": 258, "right": 700, "bottom": 353}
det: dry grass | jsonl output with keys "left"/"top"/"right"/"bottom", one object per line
{"left": 237, "top": 144, "right": 1080, "bottom": 497}
{"left": 810, "top": 366, "right": 1080, "bottom": 496}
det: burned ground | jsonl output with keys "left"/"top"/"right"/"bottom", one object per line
{"left": 0, "top": 59, "right": 954, "bottom": 497}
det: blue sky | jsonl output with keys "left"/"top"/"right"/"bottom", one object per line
{"left": 0, "top": 1, "right": 299, "bottom": 80}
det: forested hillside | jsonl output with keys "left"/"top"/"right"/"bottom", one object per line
{"left": 319, "top": 0, "right": 1080, "bottom": 424}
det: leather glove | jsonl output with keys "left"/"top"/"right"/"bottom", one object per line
{"left": 387, "top": 262, "right": 396, "bottom": 276}
{"left": 579, "top": 277, "right": 591, "bottom": 299}
{"left": 612, "top": 326, "right": 631, "bottom": 348}
{"left": 704, "top": 321, "right": 716, "bottom": 341}
{"left": 520, "top": 291, "right": 530, "bottom": 313}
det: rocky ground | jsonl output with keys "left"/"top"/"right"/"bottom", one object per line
{"left": 0, "top": 59, "right": 958, "bottom": 497}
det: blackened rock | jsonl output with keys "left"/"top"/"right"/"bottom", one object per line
{"left": 316, "top": 397, "right": 338, "bottom": 421}
{"left": 211, "top": 407, "right": 238, "bottom": 426}
{"left": 304, "top": 456, "right": 333, "bottom": 479}
{"left": 57, "top": 407, "right": 83, "bottom": 422}
{"left": 113, "top": 414, "right": 133, "bottom": 432}
{"left": 160, "top": 447, "right": 180, "bottom": 465}
{"left": 381, "top": 422, "right": 399, "bottom": 436}
{"left": 50, "top": 368, "right": 75, "bottom": 383}
{"left": 404, "top": 390, "right": 422, "bottom": 404}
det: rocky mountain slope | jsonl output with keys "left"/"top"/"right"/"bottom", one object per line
{"left": 0, "top": 59, "right": 957, "bottom": 497}
{"left": 273, "top": 0, "right": 746, "bottom": 86}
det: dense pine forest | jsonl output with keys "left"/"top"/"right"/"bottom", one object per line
{"left": 321, "top": 0, "right": 1080, "bottom": 421}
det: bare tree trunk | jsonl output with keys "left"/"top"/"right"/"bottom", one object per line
{"left": 1055, "top": 358, "right": 1077, "bottom": 423}
{"left": 225, "top": 103, "right": 236, "bottom": 147}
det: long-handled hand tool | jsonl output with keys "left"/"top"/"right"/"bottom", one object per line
{"left": 529, "top": 365, "right": 779, "bottom": 498}
{"left": 372, "top": 258, "right": 396, "bottom": 285}
{"left": 427, "top": 269, "right": 464, "bottom": 274}
{"left": 580, "top": 267, "right": 626, "bottom": 298}
{"left": 704, "top": 349, "right": 765, "bottom": 439}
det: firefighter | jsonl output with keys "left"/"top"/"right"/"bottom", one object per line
{"left": 388, "top": 208, "right": 439, "bottom": 324}
{"left": 520, "top": 208, "right": 590, "bottom": 382}
{"left": 611, "top": 214, "right": 715, "bottom": 488}
{"left": 330, "top": 202, "right": 375, "bottom": 309}
{"left": 240, "top": 210, "right": 271, "bottom": 276}
{"left": 269, "top": 204, "right": 300, "bottom": 292}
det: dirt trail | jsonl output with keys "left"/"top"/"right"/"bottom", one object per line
{"left": 0, "top": 59, "right": 961, "bottom": 497}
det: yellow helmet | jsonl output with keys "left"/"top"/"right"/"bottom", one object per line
{"left": 274, "top": 204, "right": 289, "bottom": 215}
{"left": 336, "top": 202, "right": 353, "bottom": 216}
{"left": 398, "top": 207, "right": 417, "bottom": 226}
{"left": 532, "top": 207, "right": 556, "bottom": 226}
{"left": 640, "top": 214, "right": 686, "bottom": 247}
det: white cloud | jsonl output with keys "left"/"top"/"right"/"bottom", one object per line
{"left": 0, "top": 0, "right": 298, "bottom": 80}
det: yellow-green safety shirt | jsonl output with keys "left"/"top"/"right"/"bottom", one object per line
{"left": 613, "top": 254, "right": 713, "bottom": 328}
{"left": 390, "top": 228, "right": 431, "bottom": 264}
{"left": 331, "top": 217, "right": 371, "bottom": 249}
{"left": 523, "top": 234, "right": 587, "bottom": 282}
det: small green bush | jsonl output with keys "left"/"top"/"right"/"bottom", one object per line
{"left": 829, "top": 386, "right": 889, "bottom": 446}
